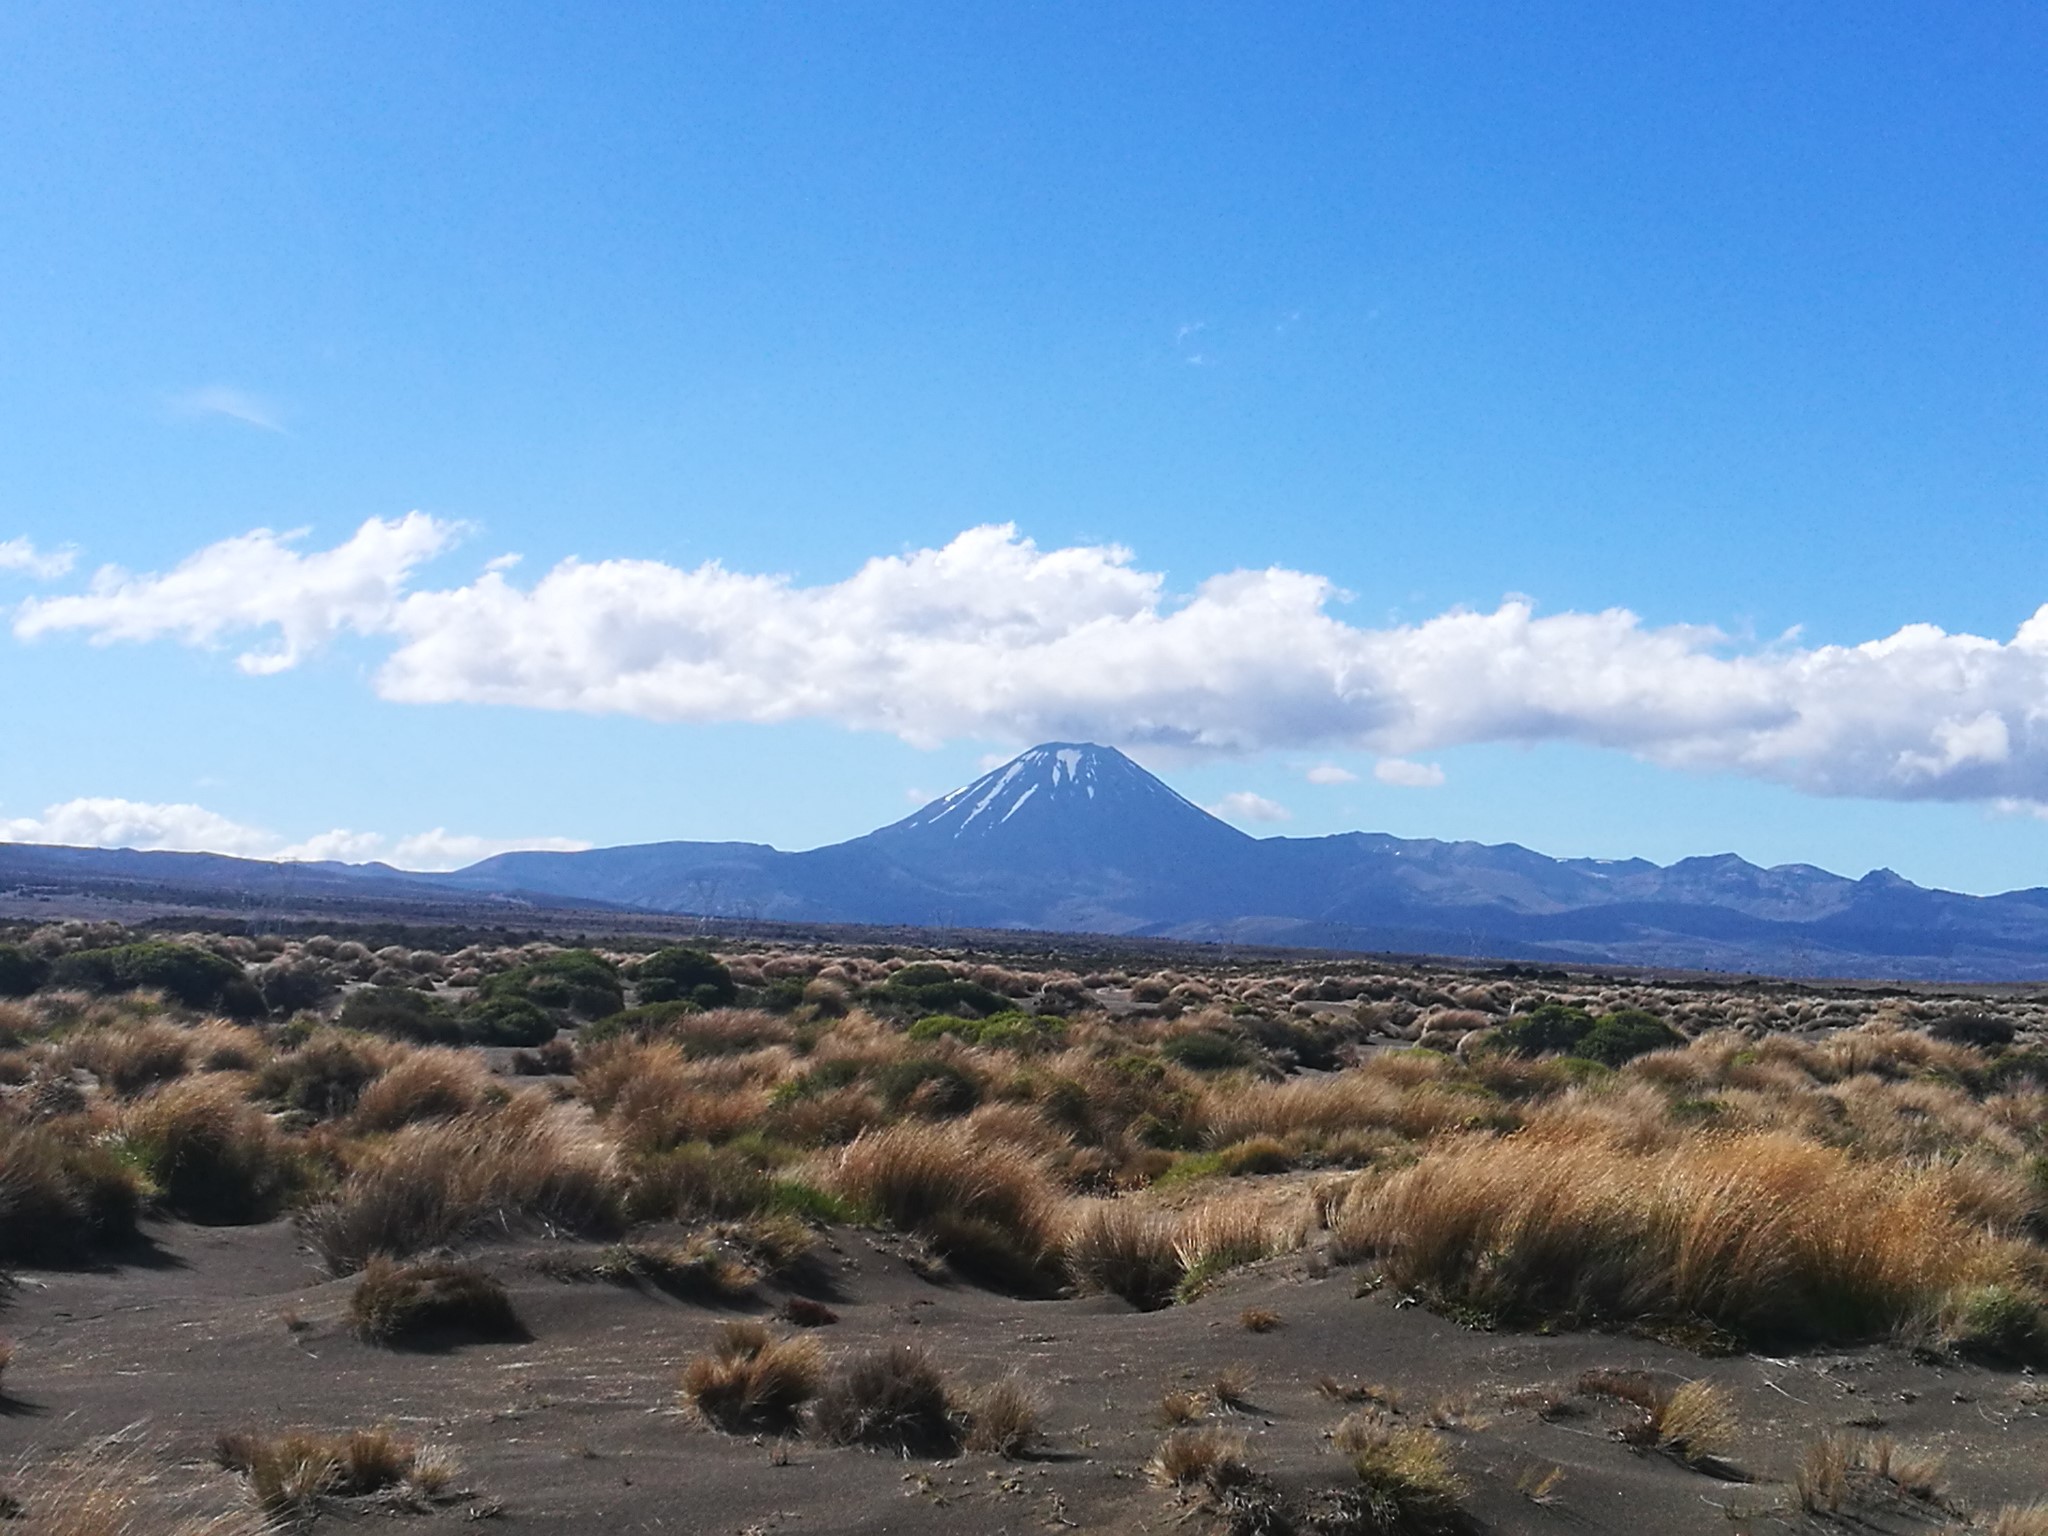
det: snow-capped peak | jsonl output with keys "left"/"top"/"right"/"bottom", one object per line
{"left": 881, "top": 742, "right": 1225, "bottom": 844}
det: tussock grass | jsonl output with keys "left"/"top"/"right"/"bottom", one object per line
{"left": 349, "top": 1256, "right": 524, "bottom": 1344}
{"left": 814, "top": 1342, "right": 959, "bottom": 1455}
{"left": 215, "top": 1425, "right": 460, "bottom": 1517}
{"left": 60, "top": 1020, "right": 193, "bottom": 1096}
{"left": 8, "top": 1434, "right": 267, "bottom": 1535}
{"left": 0, "top": 1119, "right": 144, "bottom": 1262}
{"left": 350, "top": 1047, "right": 493, "bottom": 1133}
{"left": 300, "top": 1095, "right": 622, "bottom": 1273}
{"left": 1991, "top": 1505, "right": 2048, "bottom": 1536}
{"left": 1334, "top": 1129, "right": 2037, "bottom": 1343}
{"left": 1340, "top": 1416, "right": 1465, "bottom": 1531}
{"left": 120, "top": 1078, "right": 298, "bottom": 1224}
{"left": 963, "top": 1374, "right": 1044, "bottom": 1456}
{"left": 1148, "top": 1426, "right": 1250, "bottom": 1489}
{"left": 679, "top": 1320, "right": 824, "bottom": 1432}
{"left": 823, "top": 1122, "right": 1066, "bottom": 1292}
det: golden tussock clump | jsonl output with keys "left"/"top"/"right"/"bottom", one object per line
{"left": 1332, "top": 1128, "right": 2039, "bottom": 1343}
{"left": 1148, "top": 1426, "right": 1250, "bottom": 1489}
{"left": 215, "top": 1425, "right": 463, "bottom": 1518}
{"left": 679, "top": 1319, "right": 825, "bottom": 1432}
{"left": 300, "top": 1094, "right": 623, "bottom": 1274}
{"left": 8, "top": 1434, "right": 268, "bottom": 1536}
{"left": 962, "top": 1373, "right": 1044, "bottom": 1457}
{"left": 349, "top": 1047, "right": 494, "bottom": 1133}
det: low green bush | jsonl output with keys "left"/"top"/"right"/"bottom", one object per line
{"left": 1573, "top": 1008, "right": 1684, "bottom": 1066}
{"left": 871, "top": 1057, "right": 980, "bottom": 1115}
{"left": 479, "top": 949, "right": 623, "bottom": 1021}
{"left": 1492, "top": 1002, "right": 1595, "bottom": 1056}
{"left": 49, "top": 941, "right": 262, "bottom": 1017}
{"left": 1160, "top": 1030, "right": 1252, "bottom": 1072}
{"left": 872, "top": 963, "right": 1008, "bottom": 1019}
{"left": 0, "top": 943, "right": 50, "bottom": 998}
{"left": 633, "top": 946, "right": 736, "bottom": 1009}
{"left": 907, "top": 1011, "right": 1062, "bottom": 1050}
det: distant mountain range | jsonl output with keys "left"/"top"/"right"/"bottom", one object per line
{"left": 7, "top": 742, "right": 2048, "bottom": 981}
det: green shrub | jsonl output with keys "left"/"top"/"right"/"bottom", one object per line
{"left": 872, "top": 1058, "right": 980, "bottom": 1116}
{"left": 769, "top": 1058, "right": 863, "bottom": 1105}
{"left": 873, "top": 964, "right": 1007, "bottom": 1019}
{"left": 1160, "top": 1031, "right": 1252, "bottom": 1072}
{"left": 0, "top": 944, "right": 50, "bottom": 998}
{"left": 633, "top": 946, "right": 736, "bottom": 1009}
{"left": 1573, "top": 1008, "right": 1684, "bottom": 1066}
{"left": 49, "top": 941, "right": 262, "bottom": 1017}
{"left": 1492, "top": 1002, "right": 1596, "bottom": 1057}
{"left": 578, "top": 999, "right": 699, "bottom": 1044}
{"left": 908, "top": 1011, "right": 1063, "bottom": 1050}
{"left": 459, "top": 994, "right": 558, "bottom": 1047}
{"left": 256, "top": 962, "right": 335, "bottom": 1016}
{"left": 479, "top": 949, "right": 623, "bottom": 1021}
{"left": 752, "top": 977, "right": 808, "bottom": 1014}
{"left": 1944, "top": 1283, "right": 2048, "bottom": 1363}
{"left": 339, "top": 985, "right": 463, "bottom": 1043}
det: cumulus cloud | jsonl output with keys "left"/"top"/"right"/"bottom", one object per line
{"left": 15, "top": 512, "right": 460, "bottom": 673}
{"left": 172, "top": 385, "right": 284, "bottom": 432}
{"left": 0, "top": 537, "right": 76, "bottom": 580}
{"left": 1374, "top": 758, "right": 1447, "bottom": 788}
{"left": 0, "top": 796, "right": 587, "bottom": 872}
{"left": 20, "top": 517, "right": 2048, "bottom": 807}
{"left": 1207, "top": 791, "right": 1292, "bottom": 823}
{"left": 1305, "top": 762, "right": 1358, "bottom": 785}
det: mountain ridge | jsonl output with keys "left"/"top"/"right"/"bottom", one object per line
{"left": 6, "top": 742, "right": 2047, "bottom": 981}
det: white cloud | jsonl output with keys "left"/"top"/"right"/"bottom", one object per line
{"left": 15, "top": 512, "right": 460, "bottom": 673}
{"left": 1207, "top": 791, "right": 1292, "bottom": 823}
{"left": 173, "top": 385, "right": 284, "bottom": 432}
{"left": 0, "top": 796, "right": 586, "bottom": 872}
{"left": 0, "top": 537, "right": 76, "bottom": 580}
{"left": 25, "top": 518, "right": 2048, "bottom": 807}
{"left": 2, "top": 798, "right": 281, "bottom": 858}
{"left": 1374, "top": 757, "right": 1447, "bottom": 788}
{"left": 1305, "top": 762, "right": 1358, "bottom": 785}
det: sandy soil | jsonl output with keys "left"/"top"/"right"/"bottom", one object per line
{"left": 7, "top": 1213, "right": 2046, "bottom": 1534}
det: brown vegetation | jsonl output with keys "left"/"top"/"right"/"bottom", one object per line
{"left": 679, "top": 1320, "right": 825, "bottom": 1432}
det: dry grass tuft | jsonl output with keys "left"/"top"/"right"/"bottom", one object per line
{"left": 9, "top": 1433, "right": 267, "bottom": 1535}
{"left": 1317, "top": 1375, "right": 1402, "bottom": 1410}
{"left": 1148, "top": 1426, "right": 1250, "bottom": 1489}
{"left": 813, "top": 1342, "right": 959, "bottom": 1455}
{"left": 962, "top": 1373, "right": 1044, "bottom": 1457}
{"left": 809, "top": 1111, "right": 1071, "bottom": 1297}
{"left": 1655, "top": 1378, "right": 1736, "bottom": 1462}
{"left": 300, "top": 1095, "right": 622, "bottom": 1273}
{"left": 1335, "top": 1130, "right": 2027, "bottom": 1343}
{"left": 348, "top": 1256, "right": 524, "bottom": 1345}
{"left": 1991, "top": 1505, "right": 2048, "bottom": 1536}
{"left": 679, "top": 1320, "right": 825, "bottom": 1432}
{"left": 1064, "top": 1201, "right": 1183, "bottom": 1310}
{"left": 350, "top": 1048, "right": 492, "bottom": 1133}
{"left": 1348, "top": 1417, "right": 1464, "bottom": 1505}
{"left": 215, "top": 1425, "right": 460, "bottom": 1518}
{"left": 1157, "top": 1388, "right": 1207, "bottom": 1426}
{"left": 1211, "top": 1362, "right": 1256, "bottom": 1412}
{"left": 1796, "top": 1431, "right": 1850, "bottom": 1513}
{"left": 1239, "top": 1305, "right": 1282, "bottom": 1332}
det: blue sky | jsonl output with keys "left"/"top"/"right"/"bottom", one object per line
{"left": 3, "top": 3, "right": 2047, "bottom": 890}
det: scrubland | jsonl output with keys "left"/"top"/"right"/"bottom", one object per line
{"left": 3, "top": 918, "right": 2047, "bottom": 1531}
